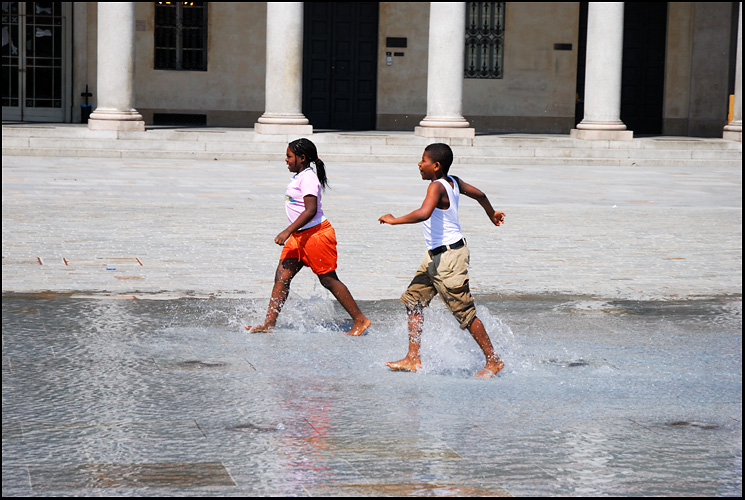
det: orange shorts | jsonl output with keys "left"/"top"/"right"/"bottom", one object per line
{"left": 280, "top": 219, "right": 338, "bottom": 275}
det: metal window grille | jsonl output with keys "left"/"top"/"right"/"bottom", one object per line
{"left": 154, "top": 1, "right": 207, "bottom": 71}
{"left": 2, "top": 2, "right": 21, "bottom": 107}
{"left": 465, "top": 2, "right": 505, "bottom": 79}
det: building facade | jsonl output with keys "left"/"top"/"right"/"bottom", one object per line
{"left": 2, "top": 2, "right": 742, "bottom": 140}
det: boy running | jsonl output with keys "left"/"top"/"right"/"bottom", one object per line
{"left": 378, "top": 143, "right": 505, "bottom": 378}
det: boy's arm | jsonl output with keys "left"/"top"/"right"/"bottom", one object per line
{"left": 379, "top": 182, "right": 444, "bottom": 225}
{"left": 454, "top": 176, "right": 505, "bottom": 226}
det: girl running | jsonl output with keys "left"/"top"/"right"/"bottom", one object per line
{"left": 246, "top": 138, "right": 371, "bottom": 336}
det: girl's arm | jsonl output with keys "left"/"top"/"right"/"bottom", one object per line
{"left": 275, "top": 195, "right": 318, "bottom": 245}
{"left": 454, "top": 176, "right": 505, "bottom": 227}
{"left": 379, "top": 182, "right": 444, "bottom": 225}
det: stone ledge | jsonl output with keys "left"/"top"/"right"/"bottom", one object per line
{"left": 253, "top": 123, "right": 313, "bottom": 135}
{"left": 570, "top": 128, "right": 633, "bottom": 141}
{"left": 414, "top": 126, "right": 476, "bottom": 138}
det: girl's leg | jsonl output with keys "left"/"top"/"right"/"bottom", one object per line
{"left": 317, "top": 271, "right": 371, "bottom": 335}
{"left": 246, "top": 259, "right": 303, "bottom": 332}
{"left": 467, "top": 317, "right": 504, "bottom": 377}
{"left": 385, "top": 308, "right": 423, "bottom": 372}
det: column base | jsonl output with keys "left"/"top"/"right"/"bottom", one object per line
{"left": 255, "top": 112, "right": 312, "bottom": 135}
{"left": 570, "top": 128, "right": 633, "bottom": 141}
{"left": 722, "top": 130, "right": 742, "bottom": 141}
{"left": 88, "top": 110, "right": 145, "bottom": 132}
{"left": 723, "top": 121, "right": 742, "bottom": 142}
{"left": 254, "top": 122, "right": 313, "bottom": 135}
{"left": 415, "top": 126, "right": 475, "bottom": 138}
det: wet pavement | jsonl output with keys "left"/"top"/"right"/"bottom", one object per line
{"left": 2, "top": 294, "right": 742, "bottom": 496}
{"left": 2, "top": 153, "right": 742, "bottom": 496}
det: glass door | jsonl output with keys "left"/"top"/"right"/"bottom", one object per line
{"left": 2, "top": 2, "right": 22, "bottom": 119}
{"left": 2, "top": 2, "right": 69, "bottom": 122}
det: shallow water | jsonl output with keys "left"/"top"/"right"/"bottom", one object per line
{"left": 2, "top": 293, "right": 741, "bottom": 496}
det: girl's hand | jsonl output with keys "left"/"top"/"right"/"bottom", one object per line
{"left": 492, "top": 211, "right": 506, "bottom": 226}
{"left": 378, "top": 214, "right": 396, "bottom": 225}
{"left": 275, "top": 230, "right": 291, "bottom": 246}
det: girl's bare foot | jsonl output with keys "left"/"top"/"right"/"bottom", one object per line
{"left": 346, "top": 317, "right": 372, "bottom": 336}
{"left": 245, "top": 324, "right": 274, "bottom": 333}
{"left": 385, "top": 357, "right": 421, "bottom": 372}
{"left": 474, "top": 359, "right": 505, "bottom": 378}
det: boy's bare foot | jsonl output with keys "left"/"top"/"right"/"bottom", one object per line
{"left": 346, "top": 317, "right": 372, "bottom": 336}
{"left": 385, "top": 357, "right": 422, "bottom": 372}
{"left": 245, "top": 324, "right": 274, "bottom": 333}
{"left": 474, "top": 359, "right": 505, "bottom": 378}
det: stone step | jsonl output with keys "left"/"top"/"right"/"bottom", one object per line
{"left": 4, "top": 136, "right": 740, "bottom": 156}
{"left": 3, "top": 124, "right": 741, "bottom": 167}
{"left": 3, "top": 124, "right": 741, "bottom": 149}
{"left": 3, "top": 146, "right": 742, "bottom": 168}
{"left": 4, "top": 133, "right": 740, "bottom": 153}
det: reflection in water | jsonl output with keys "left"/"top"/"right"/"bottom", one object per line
{"left": 560, "top": 428, "right": 621, "bottom": 495}
{"left": 71, "top": 299, "right": 167, "bottom": 463}
{"left": 279, "top": 389, "right": 336, "bottom": 487}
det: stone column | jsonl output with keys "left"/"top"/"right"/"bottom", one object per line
{"left": 255, "top": 2, "right": 312, "bottom": 135}
{"left": 87, "top": 2, "right": 144, "bottom": 131}
{"left": 724, "top": 2, "right": 742, "bottom": 141}
{"left": 571, "top": 2, "right": 632, "bottom": 141}
{"left": 415, "top": 2, "right": 474, "bottom": 138}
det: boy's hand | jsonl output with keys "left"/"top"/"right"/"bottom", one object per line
{"left": 378, "top": 214, "right": 396, "bottom": 225}
{"left": 491, "top": 211, "right": 506, "bottom": 226}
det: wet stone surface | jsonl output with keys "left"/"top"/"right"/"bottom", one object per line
{"left": 2, "top": 294, "right": 742, "bottom": 496}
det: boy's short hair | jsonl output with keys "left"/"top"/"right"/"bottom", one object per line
{"left": 425, "top": 143, "right": 454, "bottom": 173}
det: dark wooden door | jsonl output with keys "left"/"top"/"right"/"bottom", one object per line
{"left": 575, "top": 2, "right": 667, "bottom": 135}
{"left": 303, "top": 2, "right": 378, "bottom": 130}
{"left": 621, "top": 2, "right": 667, "bottom": 135}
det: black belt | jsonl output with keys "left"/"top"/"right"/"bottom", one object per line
{"left": 429, "top": 238, "right": 465, "bottom": 256}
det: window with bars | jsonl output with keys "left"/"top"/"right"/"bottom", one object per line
{"left": 465, "top": 2, "right": 505, "bottom": 79}
{"left": 154, "top": 2, "right": 208, "bottom": 71}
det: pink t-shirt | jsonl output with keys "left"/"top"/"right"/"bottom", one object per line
{"left": 285, "top": 167, "right": 326, "bottom": 230}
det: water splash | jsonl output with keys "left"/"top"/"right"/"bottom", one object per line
{"left": 378, "top": 302, "right": 529, "bottom": 377}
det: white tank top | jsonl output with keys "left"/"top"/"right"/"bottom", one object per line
{"left": 423, "top": 176, "right": 463, "bottom": 249}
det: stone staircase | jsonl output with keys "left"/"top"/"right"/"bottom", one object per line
{"left": 2, "top": 122, "right": 742, "bottom": 167}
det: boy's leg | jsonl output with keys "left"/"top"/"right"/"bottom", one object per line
{"left": 429, "top": 246, "right": 504, "bottom": 377}
{"left": 387, "top": 256, "right": 436, "bottom": 372}
{"left": 467, "top": 317, "right": 505, "bottom": 378}
{"left": 246, "top": 258, "right": 303, "bottom": 332}
{"left": 318, "top": 271, "right": 371, "bottom": 336}
{"left": 385, "top": 307, "right": 423, "bottom": 372}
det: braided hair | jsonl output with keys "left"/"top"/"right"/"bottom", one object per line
{"left": 288, "top": 138, "right": 328, "bottom": 190}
